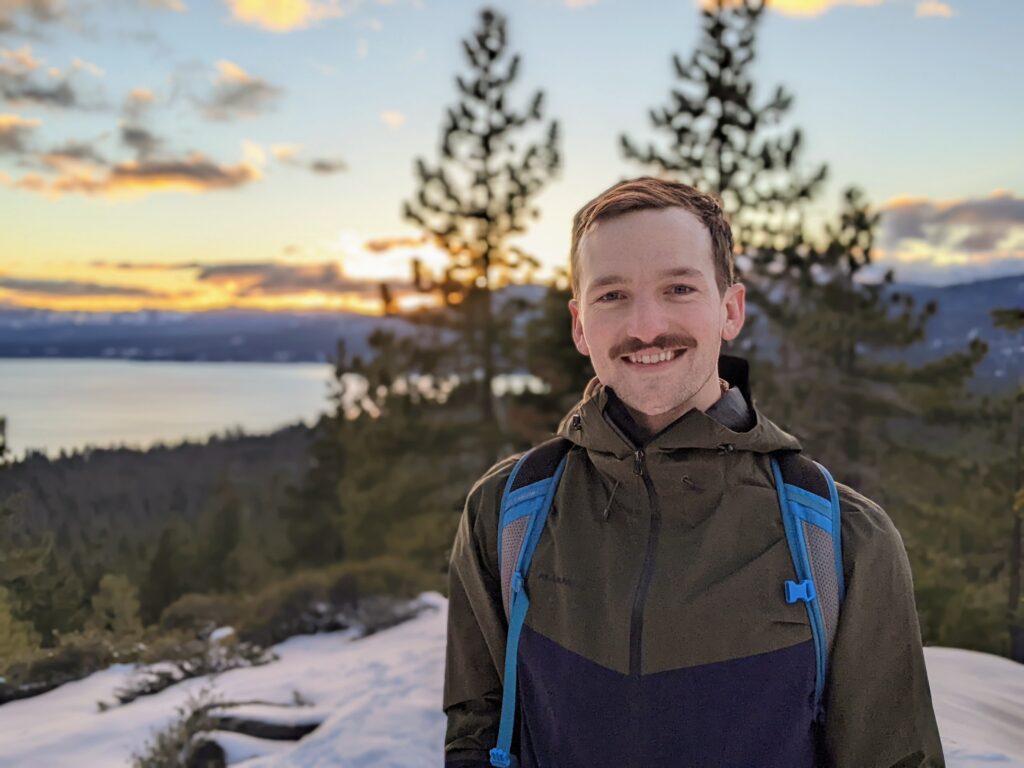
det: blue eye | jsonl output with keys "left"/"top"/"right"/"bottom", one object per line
{"left": 671, "top": 285, "right": 694, "bottom": 295}
{"left": 597, "top": 291, "right": 624, "bottom": 302}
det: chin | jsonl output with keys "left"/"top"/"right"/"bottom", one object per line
{"left": 613, "top": 383, "right": 692, "bottom": 417}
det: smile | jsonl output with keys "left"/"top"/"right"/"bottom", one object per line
{"left": 621, "top": 348, "right": 686, "bottom": 367}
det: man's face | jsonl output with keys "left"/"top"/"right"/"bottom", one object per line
{"left": 569, "top": 207, "right": 745, "bottom": 424}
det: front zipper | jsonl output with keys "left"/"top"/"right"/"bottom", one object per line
{"left": 597, "top": 414, "right": 662, "bottom": 679}
{"left": 629, "top": 447, "right": 659, "bottom": 677}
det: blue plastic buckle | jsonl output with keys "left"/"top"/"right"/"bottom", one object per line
{"left": 490, "top": 747, "right": 512, "bottom": 767}
{"left": 785, "top": 579, "right": 816, "bottom": 604}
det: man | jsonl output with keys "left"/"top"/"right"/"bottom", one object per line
{"left": 444, "top": 177, "right": 945, "bottom": 767}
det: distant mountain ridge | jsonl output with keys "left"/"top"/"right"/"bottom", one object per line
{"left": 0, "top": 276, "right": 1020, "bottom": 391}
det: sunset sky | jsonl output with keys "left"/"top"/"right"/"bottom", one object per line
{"left": 1, "top": 0, "right": 1022, "bottom": 314}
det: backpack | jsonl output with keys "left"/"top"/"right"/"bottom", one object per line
{"left": 488, "top": 437, "right": 846, "bottom": 768}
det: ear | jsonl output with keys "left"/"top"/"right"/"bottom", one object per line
{"left": 720, "top": 282, "right": 746, "bottom": 342}
{"left": 568, "top": 298, "right": 591, "bottom": 356}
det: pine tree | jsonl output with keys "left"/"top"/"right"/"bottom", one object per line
{"left": 620, "top": 0, "right": 1000, "bottom": 654}
{"left": 195, "top": 485, "right": 243, "bottom": 593}
{"left": 504, "top": 275, "right": 596, "bottom": 444}
{"left": 0, "top": 416, "right": 10, "bottom": 467}
{"left": 0, "top": 586, "right": 39, "bottom": 676}
{"left": 404, "top": 6, "right": 560, "bottom": 432}
{"left": 88, "top": 574, "right": 143, "bottom": 639}
{"left": 620, "top": 0, "right": 826, "bottom": 261}
{"left": 140, "top": 525, "right": 191, "bottom": 626}
{"left": 279, "top": 412, "right": 348, "bottom": 570}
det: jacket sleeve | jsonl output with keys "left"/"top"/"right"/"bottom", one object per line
{"left": 443, "top": 457, "right": 519, "bottom": 767}
{"left": 823, "top": 483, "right": 946, "bottom": 768}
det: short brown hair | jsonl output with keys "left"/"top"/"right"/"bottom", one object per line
{"left": 570, "top": 177, "right": 735, "bottom": 298}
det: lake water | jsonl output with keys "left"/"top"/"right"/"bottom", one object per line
{"left": 0, "top": 359, "right": 337, "bottom": 458}
{"left": 0, "top": 360, "right": 548, "bottom": 458}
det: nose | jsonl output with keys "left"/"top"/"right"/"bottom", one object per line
{"left": 624, "top": 294, "right": 671, "bottom": 344}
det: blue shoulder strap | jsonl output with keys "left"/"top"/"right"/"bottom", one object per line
{"left": 770, "top": 451, "right": 845, "bottom": 723}
{"left": 490, "top": 437, "right": 571, "bottom": 768}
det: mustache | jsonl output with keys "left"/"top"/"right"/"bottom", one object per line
{"left": 609, "top": 333, "right": 695, "bottom": 360}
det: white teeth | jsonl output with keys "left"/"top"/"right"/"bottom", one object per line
{"left": 627, "top": 349, "right": 682, "bottom": 365}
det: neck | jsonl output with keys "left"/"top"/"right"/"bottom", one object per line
{"left": 625, "top": 375, "right": 730, "bottom": 435}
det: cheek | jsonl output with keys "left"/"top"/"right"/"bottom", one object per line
{"left": 580, "top": 317, "right": 616, "bottom": 356}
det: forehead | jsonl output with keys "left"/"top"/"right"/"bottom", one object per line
{"left": 577, "top": 207, "right": 714, "bottom": 290}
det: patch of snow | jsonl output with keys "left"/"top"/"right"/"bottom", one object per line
{"left": 193, "top": 730, "right": 291, "bottom": 763}
{"left": 0, "top": 593, "right": 1020, "bottom": 767}
{"left": 207, "top": 704, "right": 327, "bottom": 728}
{"left": 210, "top": 626, "right": 236, "bottom": 643}
{"left": 926, "top": 647, "right": 1024, "bottom": 767}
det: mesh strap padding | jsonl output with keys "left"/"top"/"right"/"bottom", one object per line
{"left": 500, "top": 516, "right": 529, "bottom": 620}
{"left": 803, "top": 518, "right": 841, "bottom": 656}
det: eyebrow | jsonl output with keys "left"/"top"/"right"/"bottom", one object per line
{"left": 587, "top": 266, "right": 705, "bottom": 292}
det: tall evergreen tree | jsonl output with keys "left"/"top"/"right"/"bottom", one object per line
{"left": 0, "top": 586, "right": 39, "bottom": 675}
{"left": 0, "top": 416, "right": 10, "bottom": 467}
{"left": 404, "top": 6, "right": 560, "bottom": 432}
{"left": 620, "top": 0, "right": 998, "bottom": 653}
{"left": 279, "top": 357, "right": 349, "bottom": 571}
{"left": 88, "top": 573, "right": 143, "bottom": 639}
{"left": 620, "top": 0, "right": 826, "bottom": 261}
{"left": 195, "top": 485, "right": 243, "bottom": 593}
{"left": 620, "top": 0, "right": 987, "bottom": 479}
{"left": 140, "top": 525, "right": 191, "bottom": 626}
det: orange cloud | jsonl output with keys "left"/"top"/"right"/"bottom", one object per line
{"left": 129, "top": 87, "right": 155, "bottom": 104}
{"left": 363, "top": 236, "right": 427, "bottom": 253}
{"left": 225, "top": 0, "right": 355, "bottom": 32}
{"left": 873, "top": 190, "right": 1024, "bottom": 283}
{"left": 200, "top": 60, "right": 281, "bottom": 120}
{"left": 915, "top": 0, "right": 953, "bottom": 17}
{"left": 699, "top": 0, "right": 884, "bottom": 17}
{"left": 0, "top": 112, "right": 41, "bottom": 153}
{"left": 3, "top": 152, "right": 261, "bottom": 198}
{"left": 0, "top": 45, "right": 42, "bottom": 74}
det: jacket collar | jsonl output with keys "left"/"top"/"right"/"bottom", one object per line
{"left": 557, "top": 354, "right": 801, "bottom": 459}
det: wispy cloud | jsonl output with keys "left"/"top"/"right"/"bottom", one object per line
{"left": 2, "top": 149, "right": 262, "bottom": 198}
{"left": 0, "top": 0, "right": 64, "bottom": 38}
{"left": 224, "top": 0, "right": 360, "bottom": 33}
{"left": 363, "top": 236, "right": 426, "bottom": 253}
{"left": 0, "top": 276, "right": 163, "bottom": 298}
{"left": 0, "top": 111, "right": 40, "bottom": 154}
{"left": 71, "top": 56, "right": 104, "bottom": 77}
{"left": 699, "top": 0, "right": 885, "bottom": 18}
{"left": 1, "top": 0, "right": 186, "bottom": 38}
{"left": 144, "top": 0, "right": 188, "bottom": 11}
{"left": 915, "top": 0, "right": 953, "bottom": 18}
{"left": 872, "top": 191, "right": 1024, "bottom": 284}
{"left": 379, "top": 110, "right": 404, "bottom": 128}
{"left": 272, "top": 142, "right": 346, "bottom": 174}
{"left": 198, "top": 59, "right": 281, "bottom": 121}
{"left": 0, "top": 44, "right": 105, "bottom": 109}
{"left": 195, "top": 260, "right": 390, "bottom": 296}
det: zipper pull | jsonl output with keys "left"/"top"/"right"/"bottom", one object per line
{"left": 633, "top": 448, "right": 645, "bottom": 476}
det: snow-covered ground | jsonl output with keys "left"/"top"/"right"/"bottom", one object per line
{"left": 0, "top": 592, "right": 1021, "bottom": 767}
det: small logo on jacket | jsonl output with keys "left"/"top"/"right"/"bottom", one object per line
{"left": 536, "top": 572, "right": 581, "bottom": 589}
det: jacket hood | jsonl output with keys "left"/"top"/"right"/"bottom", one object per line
{"left": 556, "top": 354, "right": 801, "bottom": 459}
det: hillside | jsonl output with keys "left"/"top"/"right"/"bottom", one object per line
{"left": 0, "top": 594, "right": 1019, "bottom": 767}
